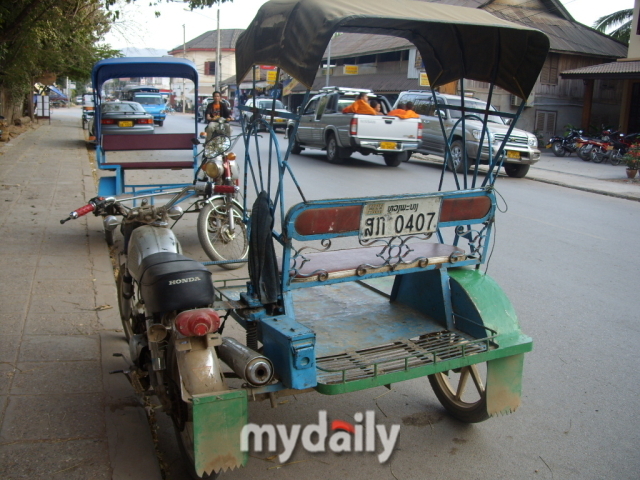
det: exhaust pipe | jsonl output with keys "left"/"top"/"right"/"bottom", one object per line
{"left": 218, "top": 337, "right": 274, "bottom": 387}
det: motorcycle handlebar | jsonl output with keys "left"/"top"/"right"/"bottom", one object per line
{"left": 60, "top": 203, "right": 95, "bottom": 224}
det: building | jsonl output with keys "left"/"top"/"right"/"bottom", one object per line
{"left": 561, "top": 0, "right": 640, "bottom": 133}
{"left": 167, "top": 28, "right": 244, "bottom": 104}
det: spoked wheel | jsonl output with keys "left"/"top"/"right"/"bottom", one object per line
{"left": 428, "top": 363, "right": 490, "bottom": 423}
{"left": 168, "top": 349, "right": 219, "bottom": 480}
{"left": 197, "top": 198, "right": 249, "bottom": 269}
{"left": 591, "top": 146, "right": 606, "bottom": 163}
{"left": 610, "top": 149, "right": 623, "bottom": 166}
{"left": 551, "top": 141, "right": 566, "bottom": 157}
{"left": 577, "top": 144, "right": 592, "bottom": 161}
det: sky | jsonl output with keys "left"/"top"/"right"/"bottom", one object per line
{"left": 103, "top": 0, "right": 635, "bottom": 51}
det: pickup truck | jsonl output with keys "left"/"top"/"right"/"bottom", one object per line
{"left": 394, "top": 91, "right": 540, "bottom": 178}
{"left": 286, "top": 87, "right": 421, "bottom": 167}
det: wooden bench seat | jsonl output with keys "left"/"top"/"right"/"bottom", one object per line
{"left": 284, "top": 242, "right": 465, "bottom": 282}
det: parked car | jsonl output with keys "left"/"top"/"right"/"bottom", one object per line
{"left": 394, "top": 90, "right": 540, "bottom": 178}
{"left": 75, "top": 96, "right": 83, "bottom": 104}
{"left": 243, "top": 97, "right": 289, "bottom": 131}
{"left": 285, "top": 87, "right": 421, "bottom": 166}
{"left": 88, "top": 101, "right": 155, "bottom": 138}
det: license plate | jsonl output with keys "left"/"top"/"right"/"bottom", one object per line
{"left": 506, "top": 150, "right": 521, "bottom": 159}
{"left": 545, "top": 143, "right": 551, "bottom": 148}
{"left": 380, "top": 142, "right": 397, "bottom": 150}
{"left": 275, "top": 118, "right": 285, "bottom": 123}
{"left": 359, "top": 197, "right": 442, "bottom": 240}
{"left": 118, "top": 121, "right": 133, "bottom": 127}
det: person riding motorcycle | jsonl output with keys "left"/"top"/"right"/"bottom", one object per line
{"left": 205, "top": 91, "right": 232, "bottom": 142}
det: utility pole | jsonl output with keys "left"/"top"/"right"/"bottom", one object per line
{"left": 216, "top": 7, "right": 221, "bottom": 93}
{"left": 182, "top": 24, "right": 186, "bottom": 113}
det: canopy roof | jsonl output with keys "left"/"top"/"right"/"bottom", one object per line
{"left": 47, "top": 85, "right": 68, "bottom": 100}
{"left": 91, "top": 57, "right": 199, "bottom": 94}
{"left": 235, "top": 0, "right": 550, "bottom": 99}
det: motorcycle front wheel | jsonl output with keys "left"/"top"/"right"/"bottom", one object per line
{"left": 610, "top": 149, "right": 623, "bottom": 166}
{"left": 591, "top": 146, "right": 606, "bottom": 163}
{"left": 551, "top": 141, "right": 566, "bottom": 157}
{"left": 577, "top": 144, "right": 592, "bottom": 161}
{"left": 197, "top": 198, "right": 249, "bottom": 270}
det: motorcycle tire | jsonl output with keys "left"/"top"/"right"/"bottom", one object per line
{"left": 610, "top": 149, "right": 623, "bottom": 166}
{"left": 591, "top": 147, "right": 605, "bottom": 163}
{"left": 552, "top": 141, "right": 566, "bottom": 157}
{"left": 577, "top": 145, "right": 592, "bottom": 161}
{"left": 168, "top": 347, "right": 220, "bottom": 480}
{"left": 197, "top": 198, "right": 249, "bottom": 270}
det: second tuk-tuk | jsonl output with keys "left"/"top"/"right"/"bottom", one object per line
{"left": 128, "top": 0, "right": 550, "bottom": 478}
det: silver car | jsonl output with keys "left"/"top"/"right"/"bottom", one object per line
{"left": 90, "top": 101, "right": 155, "bottom": 136}
{"left": 243, "top": 97, "right": 289, "bottom": 131}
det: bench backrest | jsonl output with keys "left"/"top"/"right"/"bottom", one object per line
{"left": 280, "top": 190, "right": 495, "bottom": 289}
{"left": 102, "top": 133, "right": 196, "bottom": 152}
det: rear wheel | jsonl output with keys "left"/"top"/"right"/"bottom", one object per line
{"left": 429, "top": 363, "right": 489, "bottom": 423}
{"left": 383, "top": 152, "right": 406, "bottom": 167}
{"left": 158, "top": 121, "right": 164, "bottom": 127}
{"left": 197, "top": 198, "right": 249, "bottom": 269}
{"left": 326, "top": 134, "right": 347, "bottom": 164}
{"left": 551, "top": 141, "right": 566, "bottom": 157}
{"left": 289, "top": 130, "right": 303, "bottom": 154}
{"left": 168, "top": 349, "right": 219, "bottom": 480}
{"left": 504, "top": 163, "right": 530, "bottom": 178}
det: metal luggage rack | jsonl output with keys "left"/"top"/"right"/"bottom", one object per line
{"left": 316, "top": 317, "right": 498, "bottom": 385}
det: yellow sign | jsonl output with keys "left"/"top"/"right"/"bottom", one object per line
{"left": 419, "top": 73, "right": 430, "bottom": 87}
{"left": 343, "top": 65, "right": 359, "bottom": 75}
{"left": 267, "top": 70, "right": 278, "bottom": 84}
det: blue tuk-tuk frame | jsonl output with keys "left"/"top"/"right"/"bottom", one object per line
{"left": 90, "top": 57, "right": 201, "bottom": 197}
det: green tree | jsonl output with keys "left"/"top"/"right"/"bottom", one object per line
{"left": 0, "top": 0, "right": 120, "bottom": 118}
{"left": 593, "top": 8, "right": 633, "bottom": 43}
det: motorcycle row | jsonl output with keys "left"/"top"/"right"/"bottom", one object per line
{"left": 547, "top": 128, "right": 640, "bottom": 165}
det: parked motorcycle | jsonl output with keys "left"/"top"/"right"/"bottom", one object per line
{"left": 576, "top": 129, "right": 617, "bottom": 161}
{"left": 590, "top": 132, "right": 640, "bottom": 165}
{"left": 547, "top": 128, "right": 584, "bottom": 157}
{"left": 196, "top": 118, "right": 249, "bottom": 269}
{"left": 60, "top": 185, "right": 273, "bottom": 480}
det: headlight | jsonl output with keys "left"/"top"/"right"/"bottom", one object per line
{"left": 203, "top": 160, "right": 223, "bottom": 179}
{"left": 528, "top": 135, "right": 538, "bottom": 147}
{"left": 472, "top": 129, "right": 494, "bottom": 143}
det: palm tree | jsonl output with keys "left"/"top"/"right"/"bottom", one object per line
{"left": 593, "top": 8, "right": 633, "bottom": 43}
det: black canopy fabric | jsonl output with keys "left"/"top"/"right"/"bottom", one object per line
{"left": 235, "top": 0, "right": 549, "bottom": 99}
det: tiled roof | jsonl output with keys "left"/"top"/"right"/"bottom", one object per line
{"left": 168, "top": 29, "right": 244, "bottom": 54}
{"left": 561, "top": 60, "right": 640, "bottom": 79}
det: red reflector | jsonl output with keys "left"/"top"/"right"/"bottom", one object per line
{"left": 101, "top": 119, "right": 115, "bottom": 124}
{"left": 418, "top": 122, "right": 423, "bottom": 140}
{"left": 440, "top": 196, "right": 492, "bottom": 222}
{"left": 175, "top": 308, "right": 220, "bottom": 337}
{"left": 350, "top": 118, "right": 358, "bottom": 136}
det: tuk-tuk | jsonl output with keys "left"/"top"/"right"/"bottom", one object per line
{"left": 152, "top": 0, "right": 550, "bottom": 477}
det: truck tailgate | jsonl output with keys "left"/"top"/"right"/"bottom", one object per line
{"left": 354, "top": 115, "right": 420, "bottom": 141}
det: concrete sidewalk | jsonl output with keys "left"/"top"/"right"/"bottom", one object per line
{"left": 0, "top": 112, "right": 638, "bottom": 479}
{"left": 0, "top": 114, "right": 162, "bottom": 479}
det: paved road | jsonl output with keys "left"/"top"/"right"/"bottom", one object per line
{"left": 139, "top": 110, "right": 640, "bottom": 480}
{"left": 4, "top": 107, "right": 637, "bottom": 480}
